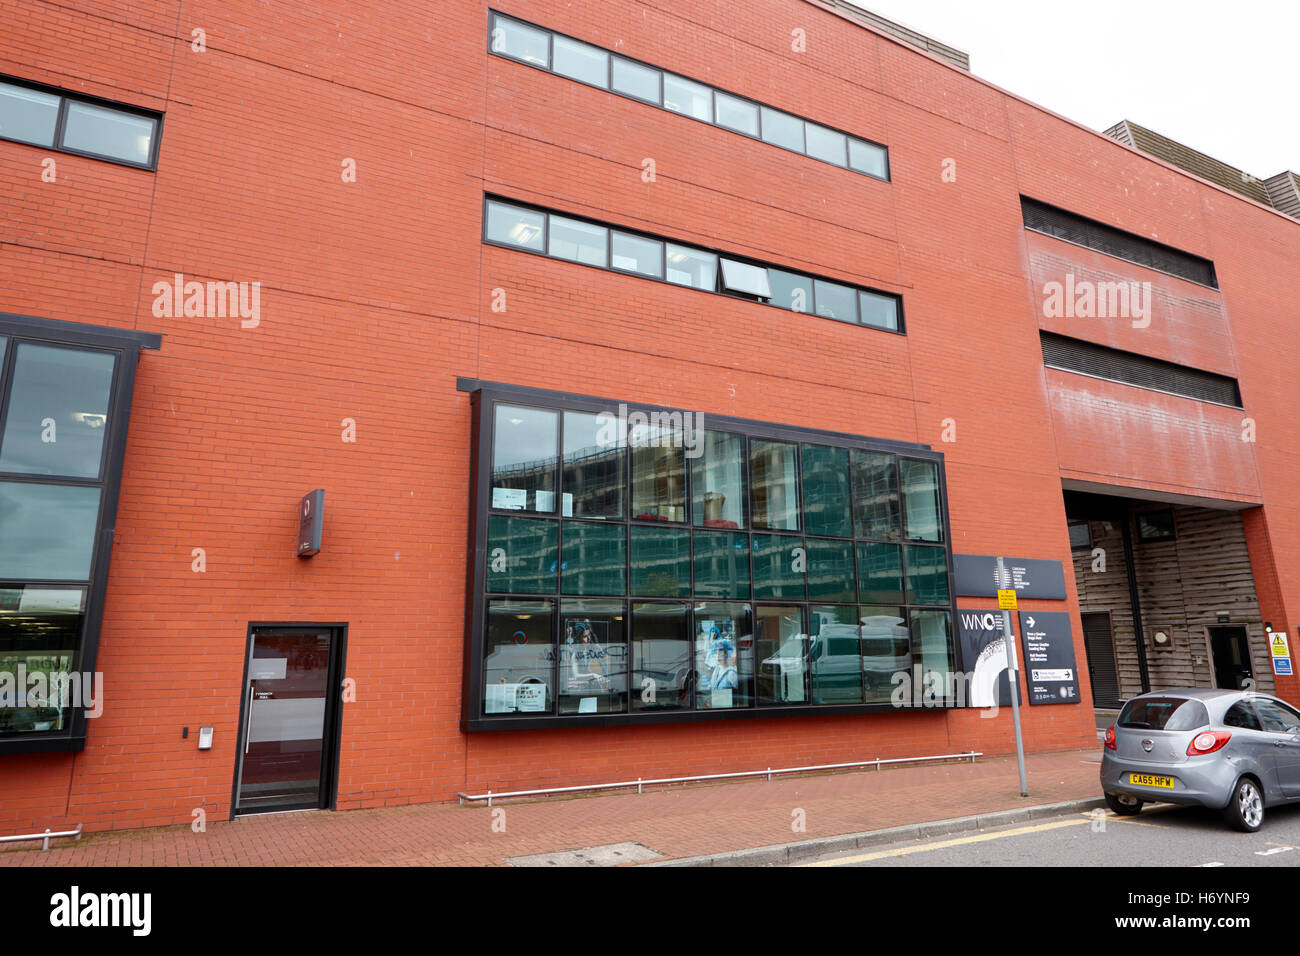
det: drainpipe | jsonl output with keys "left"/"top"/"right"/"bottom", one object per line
{"left": 1120, "top": 513, "right": 1152, "bottom": 694}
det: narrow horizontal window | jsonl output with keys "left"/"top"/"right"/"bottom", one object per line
{"left": 485, "top": 200, "right": 545, "bottom": 250}
{"left": 665, "top": 244, "right": 717, "bottom": 290}
{"left": 552, "top": 35, "right": 608, "bottom": 88}
{"left": 0, "top": 75, "right": 160, "bottom": 169}
{"left": 487, "top": 12, "right": 888, "bottom": 181}
{"left": 490, "top": 13, "right": 549, "bottom": 68}
{"left": 663, "top": 74, "right": 711, "bottom": 121}
{"left": 62, "top": 101, "right": 156, "bottom": 166}
{"left": 0, "top": 80, "right": 59, "bottom": 146}
{"left": 611, "top": 231, "right": 663, "bottom": 278}
{"left": 760, "top": 107, "right": 804, "bottom": 152}
{"left": 714, "top": 92, "right": 759, "bottom": 136}
{"left": 548, "top": 216, "right": 607, "bottom": 267}
{"left": 805, "top": 124, "right": 848, "bottom": 167}
{"left": 1040, "top": 331, "right": 1242, "bottom": 407}
{"left": 483, "top": 195, "right": 904, "bottom": 333}
{"left": 814, "top": 279, "right": 858, "bottom": 323}
{"left": 720, "top": 258, "right": 771, "bottom": 298}
{"left": 611, "top": 56, "right": 660, "bottom": 104}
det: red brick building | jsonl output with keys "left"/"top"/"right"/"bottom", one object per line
{"left": 1, "top": 0, "right": 1298, "bottom": 834}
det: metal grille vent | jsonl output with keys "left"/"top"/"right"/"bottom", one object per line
{"left": 1022, "top": 198, "right": 1218, "bottom": 289}
{"left": 1041, "top": 332, "right": 1242, "bottom": 407}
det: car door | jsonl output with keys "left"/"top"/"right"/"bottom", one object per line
{"left": 1253, "top": 698, "right": 1300, "bottom": 798}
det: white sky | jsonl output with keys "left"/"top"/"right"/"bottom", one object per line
{"left": 849, "top": 0, "right": 1299, "bottom": 176}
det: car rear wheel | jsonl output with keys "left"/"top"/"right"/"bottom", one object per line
{"left": 1223, "top": 777, "right": 1264, "bottom": 832}
{"left": 1105, "top": 792, "right": 1144, "bottom": 816}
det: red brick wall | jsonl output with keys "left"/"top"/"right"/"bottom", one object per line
{"left": 0, "top": 0, "right": 1296, "bottom": 834}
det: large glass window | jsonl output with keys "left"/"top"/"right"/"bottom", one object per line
{"left": 801, "top": 444, "right": 851, "bottom": 538}
{"left": 486, "top": 516, "right": 558, "bottom": 594}
{"left": 910, "top": 610, "right": 955, "bottom": 703}
{"left": 692, "top": 431, "right": 745, "bottom": 529}
{"left": 559, "top": 599, "right": 626, "bottom": 714}
{"left": 492, "top": 405, "right": 557, "bottom": 512}
{"left": 809, "top": 606, "right": 861, "bottom": 704}
{"left": 694, "top": 603, "right": 753, "bottom": 709}
{"left": 472, "top": 390, "right": 956, "bottom": 725}
{"left": 630, "top": 526, "right": 690, "bottom": 597}
{"left": 750, "top": 440, "right": 799, "bottom": 531}
{"left": 861, "top": 607, "right": 908, "bottom": 703}
{"left": 0, "top": 321, "right": 152, "bottom": 748}
{"left": 631, "top": 420, "right": 686, "bottom": 522}
{"left": 562, "top": 410, "right": 624, "bottom": 518}
{"left": 0, "top": 482, "right": 100, "bottom": 580}
{"left": 756, "top": 606, "right": 806, "bottom": 704}
{"left": 752, "top": 534, "right": 805, "bottom": 600}
{"left": 900, "top": 458, "right": 942, "bottom": 542}
{"left": 851, "top": 450, "right": 900, "bottom": 540}
{"left": 631, "top": 602, "right": 689, "bottom": 711}
{"left": 693, "top": 530, "right": 750, "bottom": 599}
{"left": 0, "top": 344, "right": 116, "bottom": 478}
{"left": 561, "top": 521, "right": 625, "bottom": 595}
{"left": 483, "top": 599, "right": 555, "bottom": 714}
{"left": 0, "top": 586, "right": 85, "bottom": 736}
{"left": 805, "top": 538, "right": 855, "bottom": 603}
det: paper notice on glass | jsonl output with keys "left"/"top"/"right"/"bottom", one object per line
{"left": 516, "top": 683, "right": 547, "bottom": 712}
{"left": 711, "top": 688, "right": 733, "bottom": 709}
{"left": 249, "top": 657, "right": 288, "bottom": 681}
{"left": 535, "top": 490, "right": 555, "bottom": 513}
{"left": 492, "top": 487, "right": 527, "bottom": 510}
{"left": 485, "top": 683, "right": 518, "bottom": 713}
{"left": 579, "top": 697, "right": 597, "bottom": 714}
{"left": 562, "top": 493, "right": 574, "bottom": 517}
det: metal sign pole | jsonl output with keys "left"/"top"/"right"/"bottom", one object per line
{"left": 998, "top": 556, "right": 1029, "bottom": 797}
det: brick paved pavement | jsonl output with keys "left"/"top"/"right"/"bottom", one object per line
{"left": 0, "top": 750, "right": 1102, "bottom": 866}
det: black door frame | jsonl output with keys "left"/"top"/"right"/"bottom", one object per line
{"left": 1207, "top": 624, "right": 1254, "bottom": 691}
{"left": 1080, "top": 610, "right": 1122, "bottom": 709}
{"left": 230, "top": 622, "right": 349, "bottom": 818}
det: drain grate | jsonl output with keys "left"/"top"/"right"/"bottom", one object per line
{"left": 506, "top": 842, "right": 663, "bottom": 867}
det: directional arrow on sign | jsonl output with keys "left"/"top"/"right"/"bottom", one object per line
{"left": 1026, "top": 616, "right": 1036, "bottom": 628}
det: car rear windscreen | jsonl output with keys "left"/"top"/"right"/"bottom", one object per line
{"left": 1118, "top": 697, "right": 1209, "bottom": 731}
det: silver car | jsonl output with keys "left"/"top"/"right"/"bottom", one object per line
{"left": 1100, "top": 688, "right": 1300, "bottom": 831}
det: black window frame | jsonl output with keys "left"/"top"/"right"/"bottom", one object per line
{"left": 461, "top": 378, "right": 959, "bottom": 731}
{"left": 1136, "top": 509, "right": 1176, "bottom": 543}
{"left": 0, "top": 313, "right": 160, "bottom": 754}
{"left": 482, "top": 195, "right": 906, "bottom": 335}
{"left": 0, "top": 74, "right": 163, "bottom": 171}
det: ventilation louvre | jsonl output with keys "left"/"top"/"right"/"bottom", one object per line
{"left": 1041, "top": 332, "right": 1242, "bottom": 407}
{"left": 1022, "top": 198, "right": 1218, "bottom": 289}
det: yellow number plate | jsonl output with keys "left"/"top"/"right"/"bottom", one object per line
{"left": 1129, "top": 773, "right": 1174, "bottom": 789}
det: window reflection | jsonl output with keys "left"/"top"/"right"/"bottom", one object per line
{"left": 492, "top": 405, "right": 557, "bottom": 513}
{"left": 694, "top": 602, "right": 752, "bottom": 709}
{"left": 559, "top": 599, "right": 626, "bottom": 714}
{"left": 631, "top": 602, "right": 689, "bottom": 711}
{"left": 0, "top": 344, "right": 116, "bottom": 478}
{"left": 756, "top": 605, "right": 806, "bottom": 704}
{"left": 483, "top": 599, "right": 555, "bottom": 715}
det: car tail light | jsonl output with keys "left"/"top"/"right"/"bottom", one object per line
{"left": 1104, "top": 726, "right": 1116, "bottom": 750}
{"left": 1187, "top": 730, "right": 1231, "bottom": 755}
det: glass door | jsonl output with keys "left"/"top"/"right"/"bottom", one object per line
{"left": 235, "top": 626, "right": 343, "bottom": 814}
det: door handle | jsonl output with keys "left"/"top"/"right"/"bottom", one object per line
{"left": 243, "top": 681, "right": 254, "bottom": 754}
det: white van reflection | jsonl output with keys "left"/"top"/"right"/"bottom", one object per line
{"left": 760, "top": 613, "right": 910, "bottom": 703}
